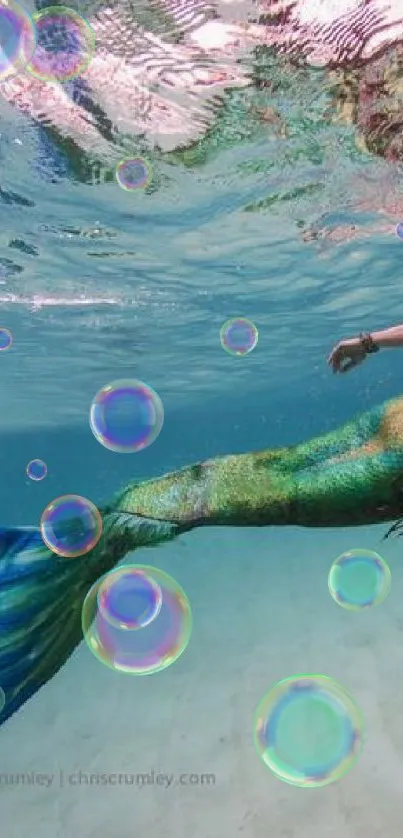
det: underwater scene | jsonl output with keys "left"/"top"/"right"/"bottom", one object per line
{"left": 2, "top": 0, "right": 403, "bottom": 835}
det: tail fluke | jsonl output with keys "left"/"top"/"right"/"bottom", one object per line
{"left": 0, "top": 527, "right": 90, "bottom": 726}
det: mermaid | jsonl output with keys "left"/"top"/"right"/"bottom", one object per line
{"left": 2, "top": 338, "right": 403, "bottom": 729}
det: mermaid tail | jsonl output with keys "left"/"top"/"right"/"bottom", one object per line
{"left": 0, "top": 513, "right": 180, "bottom": 728}
{"left": 3, "top": 394, "right": 403, "bottom": 728}
{"left": 115, "top": 396, "right": 403, "bottom": 530}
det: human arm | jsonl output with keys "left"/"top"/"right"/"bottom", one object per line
{"left": 328, "top": 325, "right": 403, "bottom": 373}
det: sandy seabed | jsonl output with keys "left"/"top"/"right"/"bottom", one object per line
{"left": 1, "top": 523, "right": 403, "bottom": 838}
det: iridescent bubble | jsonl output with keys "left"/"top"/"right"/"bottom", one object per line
{"left": 0, "top": 0, "right": 36, "bottom": 81}
{"left": 254, "top": 674, "right": 364, "bottom": 787}
{"left": 26, "top": 458, "right": 47, "bottom": 481}
{"left": 0, "top": 686, "right": 5, "bottom": 713}
{"left": 97, "top": 566, "right": 162, "bottom": 630}
{"left": 40, "top": 494, "right": 102, "bottom": 558}
{"left": 220, "top": 317, "right": 258, "bottom": 356}
{"left": 27, "top": 5, "right": 94, "bottom": 82}
{"left": 328, "top": 548, "right": 391, "bottom": 611}
{"left": 89, "top": 379, "right": 164, "bottom": 454}
{"left": 82, "top": 564, "right": 192, "bottom": 675}
{"left": 395, "top": 222, "right": 403, "bottom": 240}
{"left": 115, "top": 158, "right": 151, "bottom": 191}
{"left": 0, "top": 327, "right": 12, "bottom": 351}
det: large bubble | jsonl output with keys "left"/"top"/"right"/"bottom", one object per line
{"left": 40, "top": 494, "right": 102, "bottom": 558}
{"left": 89, "top": 379, "right": 164, "bottom": 453}
{"left": 27, "top": 5, "right": 94, "bottom": 82}
{"left": 254, "top": 674, "right": 364, "bottom": 787}
{"left": 82, "top": 564, "right": 192, "bottom": 675}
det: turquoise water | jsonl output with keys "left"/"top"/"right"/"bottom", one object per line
{"left": 2, "top": 33, "right": 403, "bottom": 838}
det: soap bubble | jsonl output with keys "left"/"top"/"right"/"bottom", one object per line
{"left": 0, "top": 0, "right": 36, "bottom": 81}
{"left": 254, "top": 674, "right": 364, "bottom": 787}
{"left": 89, "top": 379, "right": 164, "bottom": 453}
{"left": 27, "top": 6, "right": 94, "bottom": 82}
{"left": 116, "top": 158, "right": 151, "bottom": 191}
{"left": 220, "top": 317, "right": 258, "bottom": 356}
{"left": 395, "top": 222, "right": 403, "bottom": 240}
{"left": 97, "top": 566, "right": 163, "bottom": 630}
{"left": 26, "top": 458, "right": 47, "bottom": 481}
{"left": 328, "top": 549, "right": 391, "bottom": 611}
{"left": 40, "top": 494, "right": 102, "bottom": 558}
{"left": 0, "top": 327, "right": 12, "bottom": 351}
{"left": 82, "top": 564, "right": 192, "bottom": 675}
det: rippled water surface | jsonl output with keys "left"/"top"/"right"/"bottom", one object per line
{"left": 1, "top": 36, "right": 403, "bottom": 430}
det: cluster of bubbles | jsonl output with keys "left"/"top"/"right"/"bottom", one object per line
{"left": 34, "top": 489, "right": 192, "bottom": 675}
{"left": 254, "top": 674, "right": 364, "bottom": 787}
{"left": 82, "top": 564, "right": 192, "bottom": 675}
{"left": 0, "top": 1, "right": 94, "bottom": 82}
{"left": 0, "top": 279, "right": 389, "bottom": 787}
{"left": 115, "top": 158, "right": 152, "bottom": 191}
{"left": 26, "top": 458, "right": 47, "bottom": 481}
{"left": 220, "top": 317, "right": 258, "bottom": 356}
{"left": 89, "top": 378, "right": 164, "bottom": 453}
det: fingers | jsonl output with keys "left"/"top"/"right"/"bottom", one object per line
{"left": 327, "top": 344, "right": 342, "bottom": 371}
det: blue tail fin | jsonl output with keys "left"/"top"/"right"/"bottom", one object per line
{"left": 0, "top": 527, "right": 94, "bottom": 727}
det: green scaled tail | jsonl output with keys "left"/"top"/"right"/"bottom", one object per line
{"left": 117, "top": 397, "right": 403, "bottom": 530}
{"left": 3, "top": 394, "right": 403, "bottom": 729}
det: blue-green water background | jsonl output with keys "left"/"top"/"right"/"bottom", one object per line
{"left": 2, "top": 52, "right": 403, "bottom": 838}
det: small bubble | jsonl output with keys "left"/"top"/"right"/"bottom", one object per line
{"left": 26, "top": 458, "right": 47, "bottom": 481}
{"left": 328, "top": 549, "right": 391, "bottom": 611}
{"left": 220, "top": 317, "right": 258, "bottom": 356}
{"left": 97, "top": 567, "right": 162, "bottom": 630}
{"left": 0, "top": 327, "right": 12, "bottom": 351}
{"left": 115, "top": 158, "right": 151, "bottom": 191}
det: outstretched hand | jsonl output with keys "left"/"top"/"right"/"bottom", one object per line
{"left": 327, "top": 338, "right": 367, "bottom": 374}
